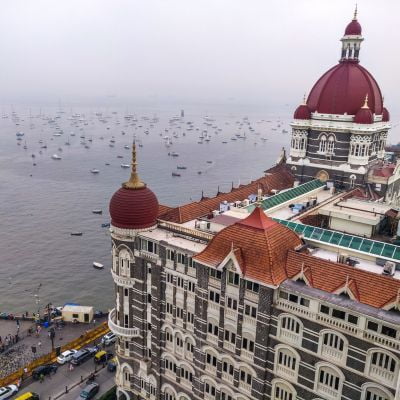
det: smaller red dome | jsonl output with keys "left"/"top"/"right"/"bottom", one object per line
{"left": 354, "top": 106, "right": 373, "bottom": 124}
{"left": 293, "top": 104, "right": 311, "bottom": 120}
{"left": 345, "top": 19, "right": 362, "bottom": 35}
{"left": 110, "top": 186, "right": 159, "bottom": 229}
{"left": 382, "top": 107, "right": 390, "bottom": 122}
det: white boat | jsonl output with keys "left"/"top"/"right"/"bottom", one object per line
{"left": 93, "top": 262, "right": 104, "bottom": 269}
{"left": 121, "top": 164, "right": 130, "bottom": 168}
{"left": 52, "top": 154, "right": 62, "bottom": 160}
{"left": 90, "top": 169, "right": 100, "bottom": 174}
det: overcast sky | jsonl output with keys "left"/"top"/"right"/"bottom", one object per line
{"left": 0, "top": 0, "right": 398, "bottom": 113}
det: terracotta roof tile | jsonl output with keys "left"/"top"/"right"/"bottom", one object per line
{"left": 193, "top": 207, "right": 302, "bottom": 286}
{"left": 158, "top": 164, "right": 294, "bottom": 224}
{"left": 286, "top": 251, "right": 400, "bottom": 309}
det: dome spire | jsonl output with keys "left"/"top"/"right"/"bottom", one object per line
{"left": 362, "top": 94, "right": 369, "bottom": 109}
{"left": 353, "top": 4, "right": 358, "bottom": 20}
{"left": 123, "top": 141, "right": 146, "bottom": 190}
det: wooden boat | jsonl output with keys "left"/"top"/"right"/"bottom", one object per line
{"left": 70, "top": 232, "right": 83, "bottom": 236}
{"left": 92, "top": 210, "right": 103, "bottom": 214}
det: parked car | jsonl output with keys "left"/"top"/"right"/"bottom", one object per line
{"left": 14, "top": 392, "right": 39, "bottom": 400}
{"left": 107, "top": 357, "right": 117, "bottom": 372}
{"left": 0, "top": 385, "right": 18, "bottom": 400}
{"left": 94, "top": 350, "right": 113, "bottom": 364}
{"left": 71, "top": 349, "right": 91, "bottom": 365}
{"left": 57, "top": 349, "right": 77, "bottom": 364}
{"left": 85, "top": 346, "right": 99, "bottom": 355}
{"left": 77, "top": 383, "right": 99, "bottom": 400}
{"left": 32, "top": 364, "right": 58, "bottom": 380}
{"left": 101, "top": 332, "right": 116, "bottom": 346}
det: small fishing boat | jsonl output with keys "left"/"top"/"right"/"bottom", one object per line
{"left": 121, "top": 164, "right": 130, "bottom": 168}
{"left": 51, "top": 154, "right": 62, "bottom": 160}
{"left": 92, "top": 210, "right": 103, "bottom": 214}
{"left": 93, "top": 262, "right": 104, "bottom": 269}
{"left": 90, "top": 169, "right": 100, "bottom": 174}
{"left": 172, "top": 172, "right": 181, "bottom": 177}
{"left": 70, "top": 232, "right": 83, "bottom": 236}
{"left": 177, "top": 166, "right": 187, "bottom": 170}
{"left": 101, "top": 223, "right": 110, "bottom": 228}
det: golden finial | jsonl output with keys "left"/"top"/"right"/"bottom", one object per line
{"left": 362, "top": 94, "right": 369, "bottom": 108}
{"left": 123, "top": 141, "right": 146, "bottom": 189}
{"left": 353, "top": 4, "right": 358, "bottom": 20}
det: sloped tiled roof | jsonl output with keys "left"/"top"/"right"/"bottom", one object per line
{"left": 193, "top": 207, "right": 302, "bottom": 286}
{"left": 286, "top": 251, "right": 400, "bottom": 309}
{"left": 158, "top": 164, "right": 294, "bottom": 224}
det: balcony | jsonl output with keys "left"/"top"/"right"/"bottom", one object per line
{"left": 221, "top": 372, "right": 234, "bottom": 384}
{"left": 108, "top": 309, "right": 140, "bottom": 338}
{"left": 205, "top": 364, "right": 217, "bottom": 374}
{"left": 225, "top": 308, "right": 237, "bottom": 321}
{"left": 207, "top": 333, "right": 218, "bottom": 346}
{"left": 243, "top": 315, "right": 257, "bottom": 328}
{"left": 316, "top": 383, "right": 340, "bottom": 400}
{"left": 176, "top": 263, "right": 185, "bottom": 273}
{"left": 223, "top": 341, "right": 236, "bottom": 353}
{"left": 208, "top": 302, "right": 220, "bottom": 315}
{"left": 363, "top": 331, "right": 400, "bottom": 351}
{"left": 320, "top": 345, "right": 345, "bottom": 363}
{"left": 187, "top": 266, "right": 196, "bottom": 278}
{"left": 241, "top": 349, "right": 254, "bottom": 363}
{"left": 276, "top": 364, "right": 296, "bottom": 381}
{"left": 111, "top": 270, "right": 135, "bottom": 287}
{"left": 369, "top": 366, "right": 396, "bottom": 386}
{"left": 140, "top": 250, "right": 159, "bottom": 264}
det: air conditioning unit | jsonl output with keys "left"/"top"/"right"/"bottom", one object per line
{"left": 382, "top": 261, "right": 396, "bottom": 276}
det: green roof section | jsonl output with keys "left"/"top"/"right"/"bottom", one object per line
{"left": 248, "top": 179, "right": 325, "bottom": 212}
{"left": 275, "top": 218, "right": 400, "bottom": 263}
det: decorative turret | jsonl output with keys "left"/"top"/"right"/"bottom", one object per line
{"left": 293, "top": 95, "right": 311, "bottom": 120}
{"left": 341, "top": 6, "right": 363, "bottom": 62}
{"left": 354, "top": 94, "right": 374, "bottom": 124}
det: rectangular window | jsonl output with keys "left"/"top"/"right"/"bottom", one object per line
{"left": 382, "top": 325, "right": 396, "bottom": 338}
{"left": 245, "top": 303, "right": 257, "bottom": 318}
{"left": 176, "top": 277, "right": 185, "bottom": 288}
{"left": 209, "top": 269, "right": 222, "bottom": 280}
{"left": 289, "top": 294, "right": 298, "bottom": 303}
{"left": 332, "top": 309, "right": 346, "bottom": 320}
{"left": 124, "top": 314, "right": 129, "bottom": 327}
{"left": 166, "top": 302, "right": 173, "bottom": 315}
{"left": 227, "top": 271, "right": 240, "bottom": 286}
{"left": 209, "top": 290, "right": 220, "bottom": 303}
{"left": 367, "top": 321, "right": 379, "bottom": 332}
{"left": 177, "top": 253, "right": 187, "bottom": 265}
{"left": 166, "top": 249, "right": 175, "bottom": 261}
{"left": 187, "top": 281, "right": 196, "bottom": 292}
{"left": 166, "top": 273, "right": 174, "bottom": 284}
{"left": 141, "top": 239, "right": 158, "bottom": 254}
{"left": 279, "top": 291, "right": 288, "bottom": 300}
{"left": 246, "top": 281, "right": 259, "bottom": 293}
{"left": 320, "top": 305, "right": 330, "bottom": 314}
{"left": 226, "top": 296, "right": 238, "bottom": 310}
{"left": 72, "top": 313, "right": 79, "bottom": 319}
{"left": 187, "top": 311, "right": 194, "bottom": 324}
{"left": 347, "top": 314, "right": 358, "bottom": 325}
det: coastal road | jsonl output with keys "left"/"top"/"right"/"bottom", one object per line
{"left": 14, "top": 357, "right": 115, "bottom": 400}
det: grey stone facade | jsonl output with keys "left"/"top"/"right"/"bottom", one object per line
{"left": 109, "top": 228, "right": 400, "bottom": 400}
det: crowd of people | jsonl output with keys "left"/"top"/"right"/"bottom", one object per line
{"left": 0, "top": 344, "right": 35, "bottom": 378}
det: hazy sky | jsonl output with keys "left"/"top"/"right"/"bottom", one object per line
{"left": 0, "top": 0, "right": 399, "bottom": 113}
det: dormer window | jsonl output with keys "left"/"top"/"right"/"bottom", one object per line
{"left": 227, "top": 271, "right": 240, "bottom": 286}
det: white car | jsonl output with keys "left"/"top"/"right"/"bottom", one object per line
{"left": 57, "top": 349, "right": 78, "bottom": 364}
{"left": 0, "top": 385, "right": 18, "bottom": 400}
{"left": 101, "top": 332, "right": 117, "bottom": 346}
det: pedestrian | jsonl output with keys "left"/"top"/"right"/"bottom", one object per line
{"left": 39, "top": 373, "right": 44, "bottom": 383}
{"left": 93, "top": 319, "right": 96, "bottom": 327}
{"left": 69, "top": 363, "right": 74, "bottom": 372}
{"left": 38, "top": 341, "right": 42, "bottom": 349}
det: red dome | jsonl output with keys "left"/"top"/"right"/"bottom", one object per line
{"left": 354, "top": 106, "right": 373, "bottom": 124}
{"left": 307, "top": 62, "right": 383, "bottom": 115}
{"left": 382, "top": 107, "right": 390, "bottom": 122}
{"left": 345, "top": 19, "right": 362, "bottom": 35}
{"left": 293, "top": 104, "right": 311, "bottom": 120}
{"left": 109, "top": 186, "right": 159, "bottom": 229}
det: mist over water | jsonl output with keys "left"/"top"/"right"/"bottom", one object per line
{"left": 0, "top": 104, "right": 293, "bottom": 313}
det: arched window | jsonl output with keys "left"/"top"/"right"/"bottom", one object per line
{"left": 121, "top": 364, "right": 132, "bottom": 388}
{"left": 164, "top": 327, "right": 174, "bottom": 351}
{"left": 319, "top": 135, "right": 327, "bottom": 153}
{"left": 361, "top": 383, "right": 394, "bottom": 400}
{"left": 162, "top": 384, "right": 176, "bottom": 400}
{"left": 204, "top": 348, "right": 218, "bottom": 373}
{"left": 366, "top": 349, "right": 398, "bottom": 386}
{"left": 185, "top": 336, "right": 195, "bottom": 361}
{"left": 179, "top": 363, "right": 194, "bottom": 388}
{"left": 221, "top": 356, "right": 235, "bottom": 384}
{"left": 278, "top": 314, "right": 303, "bottom": 346}
{"left": 239, "top": 366, "right": 254, "bottom": 393}
{"left": 314, "top": 363, "right": 344, "bottom": 400}
{"left": 175, "top": 332, "right": 184, "bottom": 356}
{"left": 272, "top": 379, "right": 296, "bottom": 400}
{"left": 119, "top": 248, "right": 131, "bottom": 277}
{"left": 202, "top": 377, "right": 217, "bottom": 400}
{"left": 148, "top": 375, "right": 157, "bottom": 398}
{"left": 327, "top": 135, "right": 335, "bottom": 154}
{"left": 318, "top": 331, "right": 348, "bottom": 364}
{"left": 274, "top": 345, "right": 300, "bottom": 381}
{"left": 164, "top": 356, "right": 177, "bottom": 379}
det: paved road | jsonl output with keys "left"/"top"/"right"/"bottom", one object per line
{"left": 12, "top": 358, "right": 115, "bottom": 400}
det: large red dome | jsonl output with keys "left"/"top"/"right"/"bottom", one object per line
{"left": 307, "top": 61, "right": 383, "bottom": 115}
{"left": 110, "top": 186, "right": 159, "bottom": 230}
